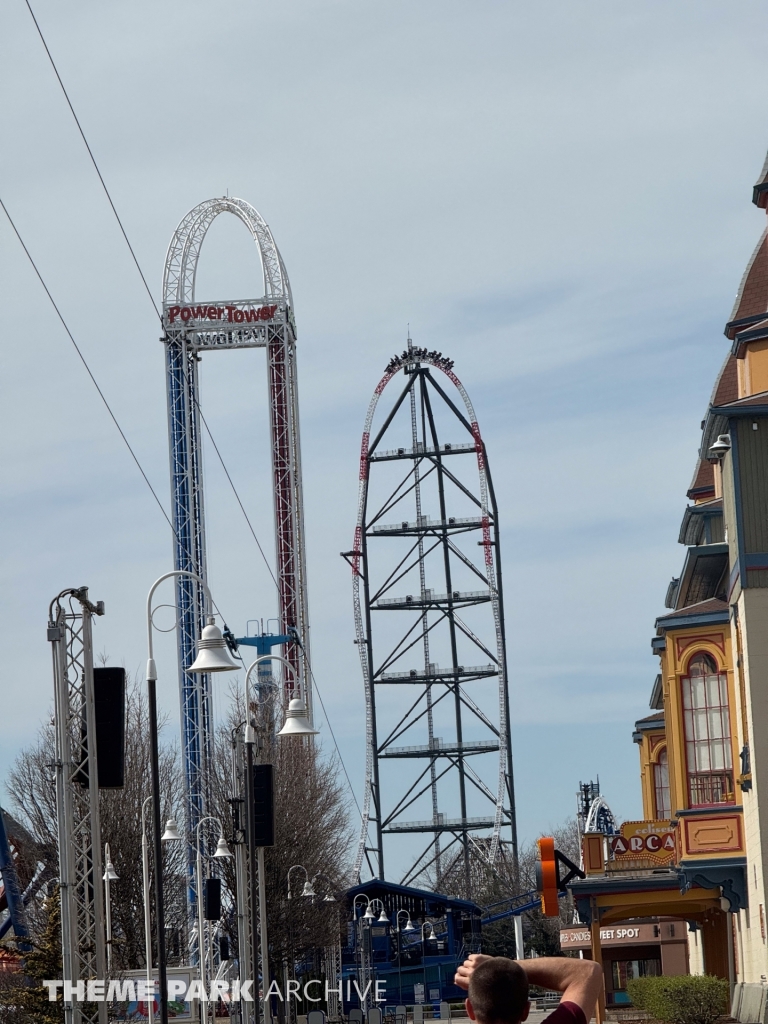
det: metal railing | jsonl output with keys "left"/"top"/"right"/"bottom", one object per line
{"left": 688, "top": 770, "right": 735, "bottom": 807}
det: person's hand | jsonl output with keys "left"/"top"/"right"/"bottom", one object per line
{"left": 454, "top": 953, "right": 492, "bottom": 990}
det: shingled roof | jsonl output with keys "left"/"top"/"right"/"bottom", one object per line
{"left": 727, "top": 229, "right": 768, "bottom": 339}
{"left": 655, "top": 597, "right": 729, "bottom": 631}
{"left": 687, "top": 459, "right": 715, "bottom": 502}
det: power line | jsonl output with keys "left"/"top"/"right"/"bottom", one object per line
{"left": 17, "top": 0, "right": 359, "bottom": 813}
{"left": 5, "top": 154, "right": 359, "bottom": 838}
{"left": 302, "top": 649, "right": 363, "bottom": 820}
{"left": 1, "top": 198, "right": 238, "bottom": 628}
{"left": 22, "top": 0, "right": 281, "bottom": 593}
{"left": 0, "top": 196, "right": 174, "bottom": 535}
{"left": 23, "top": 0, "right": 160, "bottom": 320}
{"left": 195, "top": 400, "right": 280, "bottom": 592}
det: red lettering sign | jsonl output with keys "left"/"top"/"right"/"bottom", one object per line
{"left": 609, "top": 821, "right": 676, "bottom": 865}
{"left": 166, "top": 304, "right": 278, "bottom": 325}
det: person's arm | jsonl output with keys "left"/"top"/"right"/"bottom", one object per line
{"left": 454, "top": 954, "right": 603, "bottom": 1019}
{"left": 517, "top": 957, "right": 603, "bottom": 1017}
{"left": 454, "top": 953, "right": 492, "bottom": 990}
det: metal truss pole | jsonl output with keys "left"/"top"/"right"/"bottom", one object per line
{"left": 49, "top": 587, "right": 108, "bottom": 1024}
{"left": 267, "top": 318, "right": 310, "bottom": 709}
{"left": 323, "top": 939, "right": 342, "bottom": 1020}
{"left": 165, "top": 328, "right": 211, "bottom": 938}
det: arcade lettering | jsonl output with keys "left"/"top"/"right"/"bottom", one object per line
{"left": 166, "top": 304, "right": 278, "bottom": 325}
{"left": 610, "top": 832, "right": 676, "bottom": 855}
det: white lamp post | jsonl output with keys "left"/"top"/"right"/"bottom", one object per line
{"left": 369, "top": 898, "right": 389, "bottom": 924}
{"left": 395, "top": 909, "right": 414, "bottom": 1005}
{"left": 140, "top": 797, "right": 182, "bottom": 1024}
{"left": 103, "top": 843, "right": 118, "bottom": 973}
{"left": 145, "top": 570, "right": 237, "bottom": 1024}
{"left": 287, "top": 864, "right": 316, "bottom": 899}
{"left": 193, "top": 816, "right": 232, "bottom": 1022}
{"left": 241, "top": 654, "right": 317, "bottom": 1024}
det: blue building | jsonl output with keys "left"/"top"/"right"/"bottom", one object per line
{"left": 342, "top": 881, "right": 482, "bottom": 1012}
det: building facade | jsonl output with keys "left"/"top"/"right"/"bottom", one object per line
{"left": 566, "top": 152, "right": 768, "bottom": 1017}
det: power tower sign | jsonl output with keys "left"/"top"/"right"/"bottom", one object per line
{"left": 163, "top": 300, "right": 285, "bottom": 350}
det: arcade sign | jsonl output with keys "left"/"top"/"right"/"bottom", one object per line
{"left": 609, "top": 820, "right": 676, "bottom": 866}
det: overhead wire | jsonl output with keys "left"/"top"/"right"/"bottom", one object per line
{"left": 19, "top": 0, "right": 359, "bottom": 806}
{"left": 0, "top": 196, "right": 174, "bottom": 536}
{"left": 23, "top": 0, "right": 280, "bottom": 591}
{"left": 22, "top": 0, "right": 160, "bottom": 320}
{"left": 295, "top": 639, "right": 362, "bottom": 818}
{"left": 0, "top": 196, "right": 236, "bottom": 626}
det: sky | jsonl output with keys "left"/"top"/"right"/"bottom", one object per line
{"left": 1, "top": 0, "right": 768, "bottom": 881}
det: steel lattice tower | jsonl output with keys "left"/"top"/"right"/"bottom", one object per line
{"left": 48, "top": 588, "right": 107, "bottom": 1024}
{"left": 162, "top": 197, "right": 310, "bottom": 919}
{"left": 348, "top": 345, "right": 517, "bottom": 894}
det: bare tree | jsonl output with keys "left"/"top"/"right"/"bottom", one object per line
{"left": 418, "top": 818, "right": 582, "bottom": 958}
{"left": 5, "top": 674, "right": 187, "bottom": 971}
{"left": 208, "top": 695, "right": 354, "bottom": 991}
{"left": 4, "top": 672, "right": 355, "bottom": 993}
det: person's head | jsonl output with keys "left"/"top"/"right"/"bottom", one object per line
{"left": 466, "top": 957, "right": 530, "bottom": 1024}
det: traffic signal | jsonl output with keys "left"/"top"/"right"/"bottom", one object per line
{"left": 536, "top": 837, "right": 559, "bottom": 916}
{"left": 535, "top": 836, "right": 585, "bottom": 918}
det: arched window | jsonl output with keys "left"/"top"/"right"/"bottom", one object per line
{"left": 681, "top": 653, "right": 733, "bottom": 807}
{"left": 653, "top": 748, "right": 670, "bottom": 819}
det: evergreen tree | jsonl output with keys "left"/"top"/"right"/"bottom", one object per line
{"left": 13, "top": 886, "right": 64, "bottom": 1024}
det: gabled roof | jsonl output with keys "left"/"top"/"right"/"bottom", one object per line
{"left": 633, "top": 711, "right": 665, "bottom": 741}
{"left": 655, "top": 597, "right": 729, "bottom": 632}
{"left": 713, "top": 389, "right": 768, "bottom": 411}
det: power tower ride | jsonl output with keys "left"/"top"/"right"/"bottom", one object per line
{"left": 161, "top": 197, "right": 310, "bottom": 918}
{"left": 347, "top": 344, "right": 516, "bottom": 894}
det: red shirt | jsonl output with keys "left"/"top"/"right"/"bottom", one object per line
{"left": 543, "top": 1002, "right": 588, "bottom": 1024}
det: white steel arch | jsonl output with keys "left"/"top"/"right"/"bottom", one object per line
{"left": 163, "top": 197, "right": 292, "bottom": 306}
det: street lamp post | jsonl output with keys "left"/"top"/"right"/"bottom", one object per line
{"left": 421, "top": 922, "right": 433, "bottom": 1004}
{"left": 287, "top": 865, "right": 316, "bottom": 899}
{"left": 244, "top": 655, "right": 317, "bottom": 1024}
{"left": 194, "top": 817, "right": 232, "bottom": 1023}
{"left": 369, "top": 899, "right": 389, "bottom": 924}
{"left": 146, "top": 570, "right": 238, "bottom": 1024}
{"left": 139, "top": 801, "right": 182, "bottom": 1024}
{"left": 103, "top": 844, "right": 118, "bottom": 974}
{"left": 350, "top": 897, "right": 375, "bottom": 1016}
{"left": 395, "top": 910, "right": 415, "bottom": 1005}
{"left": 140, "top": 797, "right": 154, "bottom": 1024}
